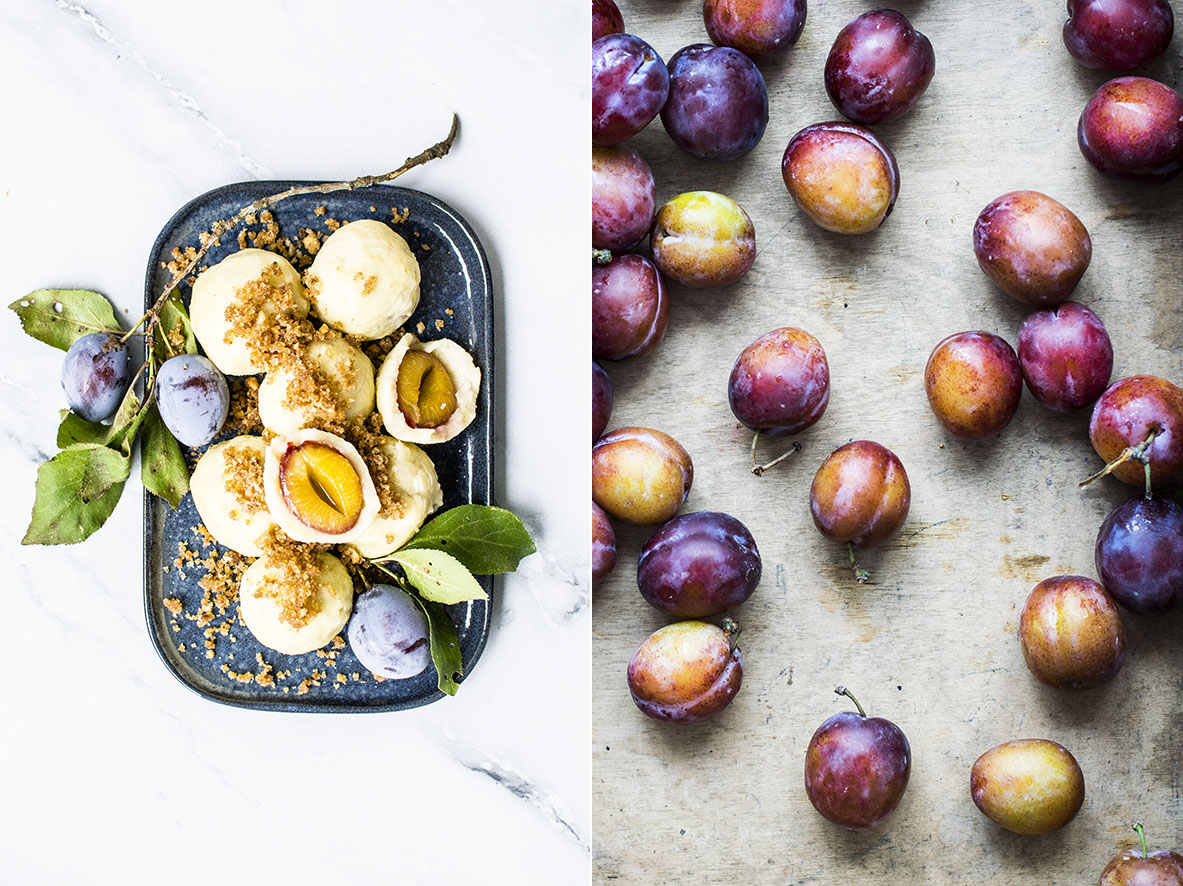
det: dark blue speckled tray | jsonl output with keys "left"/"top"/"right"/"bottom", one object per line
{"left": 143, "top": 182, "right": 493, "bottom": 712}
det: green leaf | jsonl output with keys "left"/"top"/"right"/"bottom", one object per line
{"left": 57, "top": 386, "right": 147, "bottom": 458}
{"left": 153, "top": 289, "right": 196, "bottom": 357}
{"left": 411, "top": 595, "right": 464, "bottom": 696}
{"left": 105, "top": 386, "right": 146, "bottom": 456}
{"left": 76, "top": 444, "right": 130, "bottom": 501}
{"left": 57, "top": 410, "right": 107, "bottom": 448}
{"left": 9, "top": 289, "right": 122, "bottom": 351}
{"left": 388, "top": 548, "right": 488, "bottom": 605}
{"left": 400, "top": 504, "right": 536, "bottom": 574}
{"left": 140, "top": 405, "right": 189, "bottom": 508}
{"left": 22, "top": 445, "right": 130, "bottom": 545}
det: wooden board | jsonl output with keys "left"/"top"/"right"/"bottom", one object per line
{"left": 593, "top": 2, "right": 1183, "bottom": 882}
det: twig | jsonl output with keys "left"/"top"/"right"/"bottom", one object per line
{"left": 752, "top": 435, "right": 801, "bottom": 477}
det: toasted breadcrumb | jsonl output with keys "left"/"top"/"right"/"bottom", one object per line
{"left": 255, "top": 527, "right": 328, "bottom": 628}
{"left": 222, "top": 443, "right": 267, "bottom": 512}
{"left": 362, "top": 335, "right": 398, "bottom": 366}
{"left": 347, "top": 413, "right": 407, "bottom": 520}
{"left": 225, "top": 376, "right": 262, "bottom": 436}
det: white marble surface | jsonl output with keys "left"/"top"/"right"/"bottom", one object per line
{"left": 0, "top": 2, "right": 589, "bottom": 883}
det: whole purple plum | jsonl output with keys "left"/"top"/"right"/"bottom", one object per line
{"left": 593, "top": 360, "right": 614, "bottom": 441}
{"left": 1088, "top": 375, "right": 1183, "bottom": 486}
{"left": 592, "top": 254, "right": 668, "bottom": 360}
{"left": 1017, "top": 302, "right": 1113, "bottom": 412}
{"left": 728, "top": 327, "right": 829, "bottom": 435}
{"left": 61, "top": 332, "right": 132, "bottom": 423}
{"left": 805, "top": 687, "right": 911, "bottom": 829}
{"left": 593, "top": 0, "right": 625, "bottom": 42}
{"left": 1064, "top": 0, "right": 1174, "bottom": 70}
{"left": 592, "top": 145, "right": 656, "bottom": 253}
{"left": 703, "top": 0, "right": 807, "bottom": 58}
{"left": 1099, "top": 825, "right": 1183, "bottom": 884}
{"left": 592, "top": 501, "right": 617, "bottom": 586}
{"left": 824, "top": 9, "right": 935, "bottom": 124}
{"left": 593, "top": 34, "right": 669, "bottom": 146}
{"left": 1096, "top": 496, "right": 1183, "bottom": 613}
{"left": 660, "top": 44, "right": 768, "bottom": 161}
{"left": 627, "top": 620, "right": 743, "bottom": 723}
{"left": 637, "top": 511, "right": 762, "bottom": 618}
{"left": 782, "top": 123, "right": 900, "bottom": 234}
{"left": 1078, "top": 76, "right": 1183, "bottom": 181}
{"left": 973, "top": 191, "right": 1092, "bottom": 307}
{"left": 347, "top": 585, "right": 430, "bottom": 680}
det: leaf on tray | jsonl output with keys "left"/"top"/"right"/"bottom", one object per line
{"left": 9, "top": 289, "right": 122, "bottom": 351}
{"left": 388, "top": 548, "right": 488, "bottom": 605}
{"left": 23, "top": 445, "right": 130, "bottom": 545}
{"left": 154, "top": 289, "right": 197, "bottom": 357}
{"left": 140, "top": 405, "right": 189, "bottom": 509}
{"left": 412, "top": 595, "right": 465, "bottom": 697}
{"left": 400, "top": 504, "right": 537, "bottom": 574}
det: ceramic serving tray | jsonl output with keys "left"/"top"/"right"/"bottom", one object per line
{"left": 143, "top": 181, "right": 493, "bottom": 712}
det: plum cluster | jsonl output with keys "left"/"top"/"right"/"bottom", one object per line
{"left": 590, "top": 0, "right": 926, "bottom": 778}
{"left": 594, "top": 0, "right": 1183, "bottom": 869}
{"left": 591, "top": 0, "right": 778, "bottom": 727}
{"left": 910, "top": 1, "right": 1183, "bottom": 849}
{"left": 61, "top": 331, "right": 229, "bottom": 447}
{"left": 1065, "top": 1, "right": 1183, "bottom": 181}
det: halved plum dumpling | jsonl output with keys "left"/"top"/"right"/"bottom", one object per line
{"left": 377, "top": 333, "right": 481, "bottom": 444}
{"left": 263, "top": 429, "right": 379, "bottom": 543}
{"left": 396, "top": 349, "right": 458, "bottom": 428}
{"left": 280, "top": 442, "right": 366, "bottom": 533}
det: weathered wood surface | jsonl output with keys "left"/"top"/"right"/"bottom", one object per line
{"left": 593, "top": 1, "right": 1183, "bottom": 882}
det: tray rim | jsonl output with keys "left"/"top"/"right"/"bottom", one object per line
{"left": 142, "top": 179, "right": 495, "bottom": 714}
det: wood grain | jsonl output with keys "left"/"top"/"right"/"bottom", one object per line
{"left": 593, "top": 1, "right": 1183, "bottom": 882}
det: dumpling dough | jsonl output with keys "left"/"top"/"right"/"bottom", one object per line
{"left": 257, "top": 337, "right": 376, "bottom": 436}
{"left": 305, "top": 220, "right": 420, "bottom": 339}
{"left": 376, "top": 333, "right": 481, "bottom": 444}
{"left": 352, "top": 438, "right": 444, "bottom": 558}
{"left": 190, "top": 249, "right": 309, "bottom": 375}
{"left": 238, "top": 551, "right": 354, "bottom": 655}
{"left": 189, "top": 436, "right": 277, "bottom": 557}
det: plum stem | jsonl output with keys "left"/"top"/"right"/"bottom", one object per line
{"left": 835, "top": 685, "right": 866, "bottom": 718}
{"left": 1134, "top": 822, "right": 1147, "bottom": 859}
{"left": 1079, "top": 428, "right": 1157, "bottom": 496}
{"left": 849, "top": 543, "right": 870, "bottom": 584}
{"left": 368, "top": 558, "right": 415, "bottom": 596}
{"left": 721, "top": 616, "right": 741, "bottom": 653}
{"left": 752, "top": 433, "right": 801, "bottom": 476}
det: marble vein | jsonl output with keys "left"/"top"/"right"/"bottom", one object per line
{"left": 512, "top": 514, "right": 590, "bottom": 625}
{"left": 47, "top": 0, "right": 270, "bottom": 179}
{"left": 444, "top": 736, "right": 588, "bottom": 850}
